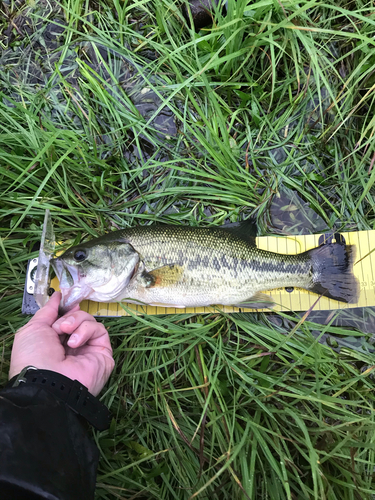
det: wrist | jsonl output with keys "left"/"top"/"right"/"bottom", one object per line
{"left": 7, "top": 366, "right": 112, "bottom": 431}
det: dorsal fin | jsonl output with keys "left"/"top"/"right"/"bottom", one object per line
{"left": 219, "top": 218, "right": 258, "bottom": 246}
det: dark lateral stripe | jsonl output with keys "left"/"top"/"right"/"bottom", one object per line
{"left": 184, "top": 253, "right": 309, "bottom": 275}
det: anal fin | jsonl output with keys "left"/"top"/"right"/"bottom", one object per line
{"left": 233, "top": 292, "right": 274, "bottom": 309}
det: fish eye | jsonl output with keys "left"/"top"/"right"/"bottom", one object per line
{"left": 73, "top": 249, "right": 87, "bottom": 262}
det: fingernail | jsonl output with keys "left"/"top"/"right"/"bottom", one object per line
{"left": 60, "top": 316, "right": 75, "bottom": 326}
{"left": 68, "top": 334, "right": 78, "bottom": 345}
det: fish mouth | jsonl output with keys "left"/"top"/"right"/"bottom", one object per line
{"left": 51, "top": 257, "right": 79, "bottom": 289}
{"left": 51, "top": 257, "right": 91, "bottom": 315}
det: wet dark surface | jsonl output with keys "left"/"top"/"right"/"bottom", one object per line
{"left": 182, "top": 0, "right": 226, "bottom": 31}
{"left": 269, "top": 187, "right": 329, "bottom": 235}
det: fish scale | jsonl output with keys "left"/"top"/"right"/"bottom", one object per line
{"left": 100, "top": 226, "right": 317, "bottom": 307}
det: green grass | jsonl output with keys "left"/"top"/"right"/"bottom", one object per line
{"left": 1, "top": 0, "right": 375, "bottom": 498}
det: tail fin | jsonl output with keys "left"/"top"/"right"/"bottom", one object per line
{"left": 308, "top": 244, "right": 359, "bottom": 303}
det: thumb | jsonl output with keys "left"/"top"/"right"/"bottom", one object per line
{"left": 30, "top": 292, "right": 61, "bottom": 326}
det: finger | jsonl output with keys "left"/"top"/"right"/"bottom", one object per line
{"left": 52, "top": 309, "right": 96, "bottom": 335}
{"left": 67, "top": 304, "right": 80, "bottom": 313}
{"left": 66, "top": 320, "right": 110, "bottom": 349}
{"left": 55, "top": 304, "right": 80, "bottom": 326}
{"left": 29, "top": 292, "right": 62, "bottom": 327}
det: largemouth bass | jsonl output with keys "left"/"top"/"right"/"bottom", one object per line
{"left": 51, "top": 222, "right": 359, "bottom": 315}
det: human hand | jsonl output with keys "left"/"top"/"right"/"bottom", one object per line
{"left": 10, "top": 292, "right": 115, "bottom": 396}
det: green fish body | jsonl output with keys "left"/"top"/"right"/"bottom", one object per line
{"left": 52, "top": 223, "right": 359, "bottom": 314}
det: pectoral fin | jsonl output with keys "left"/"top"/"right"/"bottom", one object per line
{"left": 146, "top": 264, "right": 184, "bottom": 288}
{"left": 233, "top": 292, "right": 274, "bottom": 309}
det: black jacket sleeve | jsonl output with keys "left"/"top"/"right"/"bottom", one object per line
{"left": 0, "top": 383, "right": 99, "bottom": 500}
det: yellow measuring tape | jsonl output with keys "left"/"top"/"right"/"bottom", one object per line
{"left": 50, "top": 231, "right": 372, "bottom": 317}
